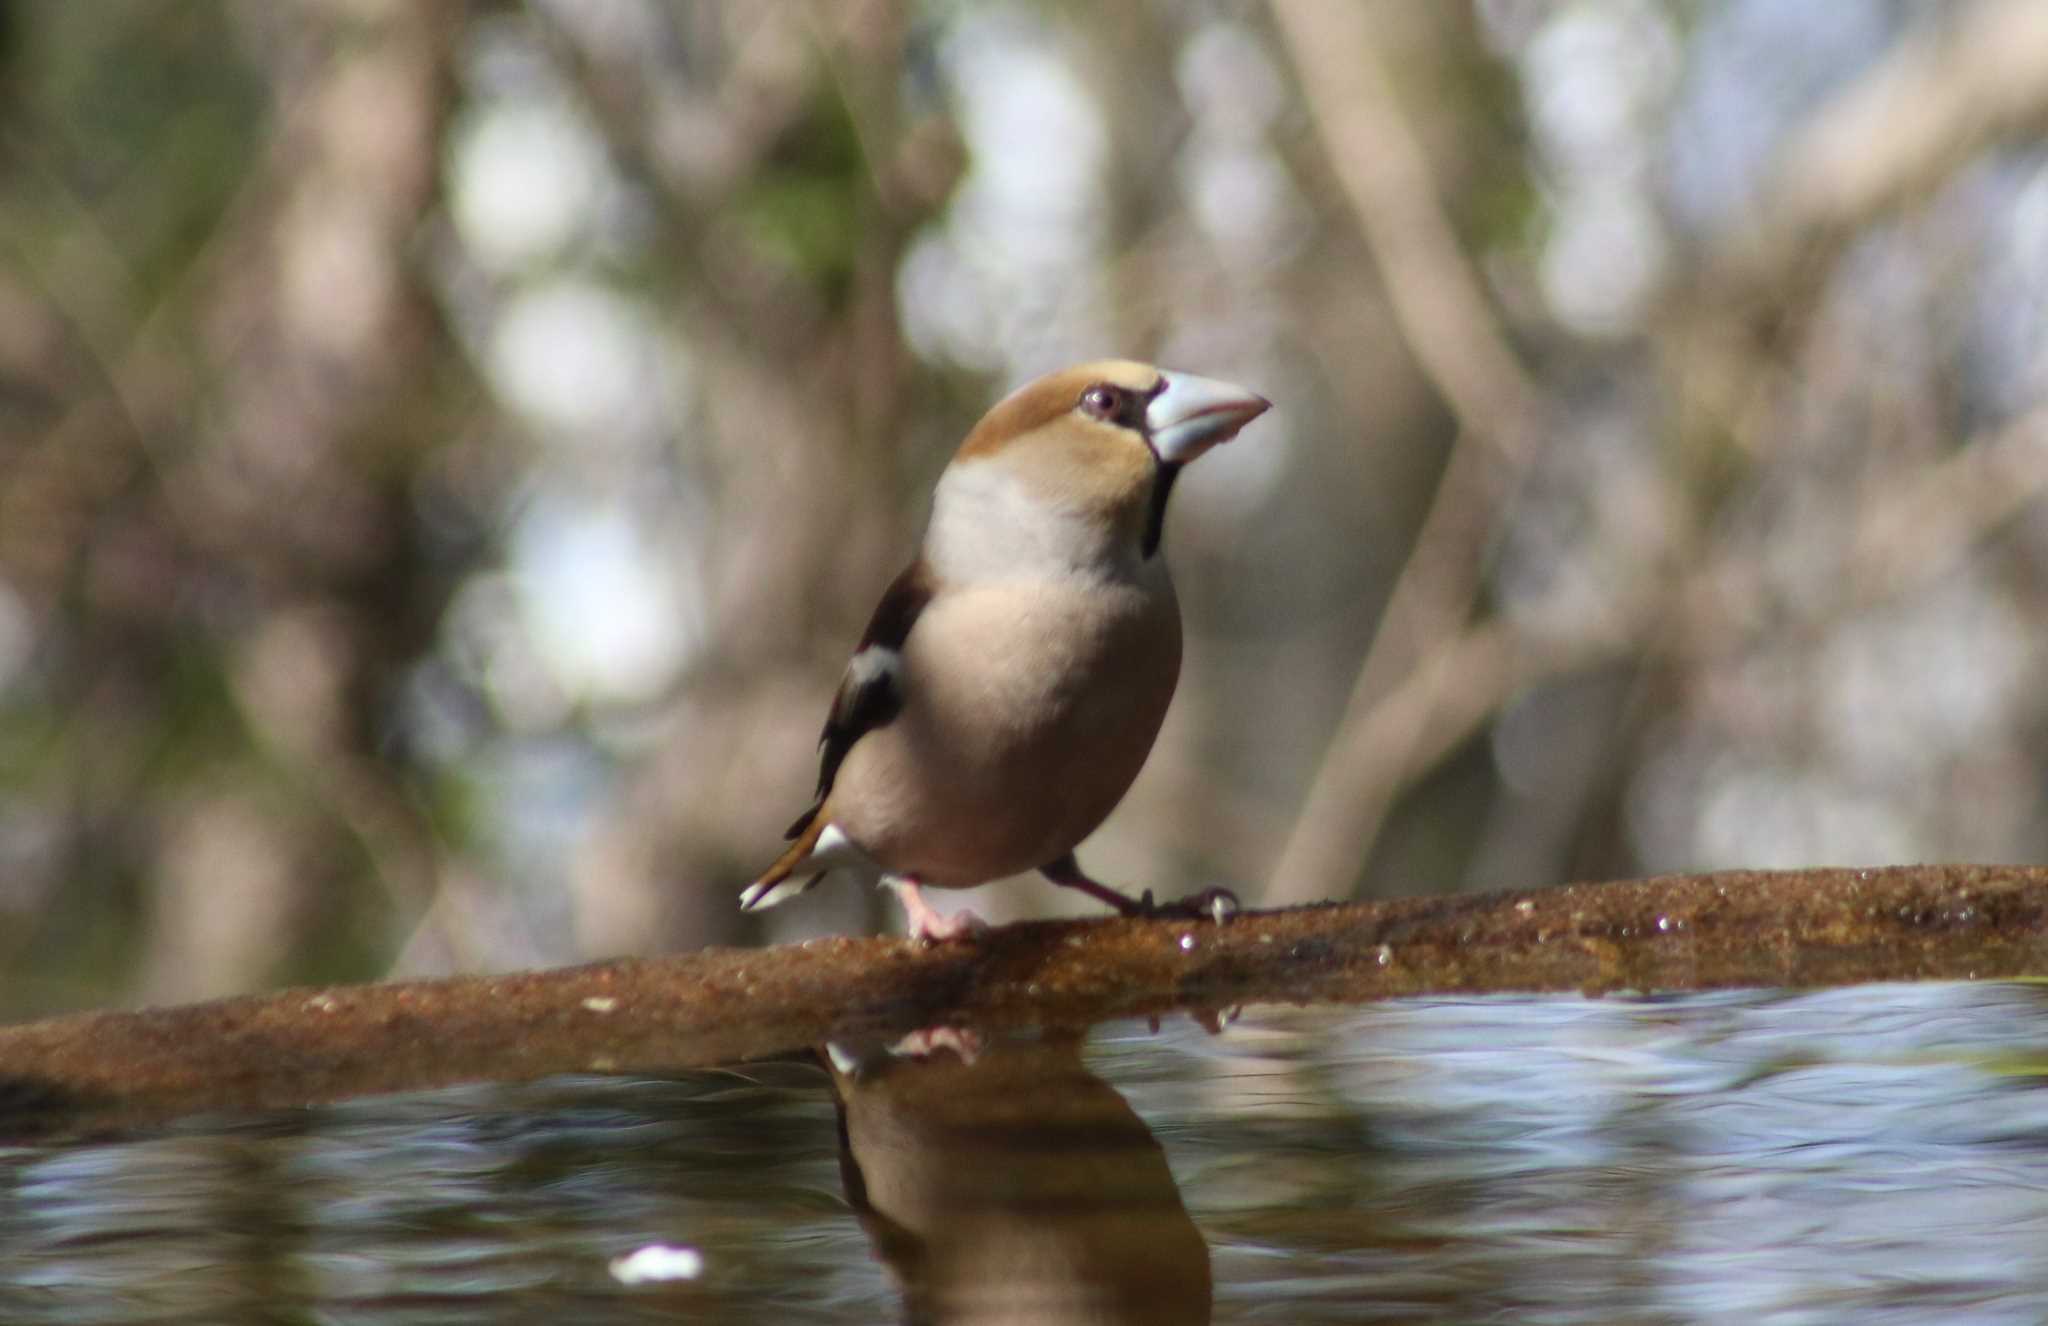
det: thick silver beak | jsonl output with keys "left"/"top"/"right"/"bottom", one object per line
{"left": 1146, "top": 371, "right": 1271, "bottom": 464}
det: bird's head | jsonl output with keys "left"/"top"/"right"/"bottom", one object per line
{"left": 932, "top": 361, "right": 1270, "bottom": 576}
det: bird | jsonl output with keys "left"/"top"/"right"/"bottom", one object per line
{"left": 741, "top": 360, "right": 1270, "bottom": 940}
{"left": 826, "top": 1028, "right": 1213, "bottom": 1323}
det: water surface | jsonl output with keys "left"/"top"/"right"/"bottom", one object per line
{"left": 5, "top": 981, "right": 2048, "bottom": 1323}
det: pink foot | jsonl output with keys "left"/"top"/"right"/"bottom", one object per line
{"left": 888, "top": 878, "right": 988, "bottom": 943}
{"left": 888, "top": 1025, "right": 984, "bottom": 1063}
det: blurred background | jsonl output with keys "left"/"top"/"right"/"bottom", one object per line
{"left": 3, "top": 0, "right": 2047, "bottom": 1017}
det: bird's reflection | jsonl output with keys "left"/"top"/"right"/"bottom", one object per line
{"left": 826, "top": 1026, "right": 1211, "bottom": 1325}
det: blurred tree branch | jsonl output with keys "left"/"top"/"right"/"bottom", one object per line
{"left": 8, "top": 1, "right": 2048, "bottom": 1013}
{"left": 1266, "top": 396, "right": 2048, "bottom": 906}
{"left": 1266, "top": 0, "right": 2048, "bottom": 905}
{"left": 1265, "top": 0, "right": 1551, "bottom": 904}
{"left": 0, "top": 2, "right": 472, "bottom": 1004}
{"left": 1717, "top": 0, "right": 2048, "bottom": 301}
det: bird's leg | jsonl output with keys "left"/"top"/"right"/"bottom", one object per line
{"left": 885, "top": 875, "right": 987, "bottom": 943}
{"left": 1040, "top": 853, "right": 1240, "bottom": 923}
{"left": 1039, "top": 853, "right": 1155, "bottom": 916}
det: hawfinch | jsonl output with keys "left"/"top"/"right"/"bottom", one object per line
{"left": 827, "top": 1030, "right": 1212, "bottom": 1321}
{"left": 741, "top": 360, "right": 1270, "bottom": 940}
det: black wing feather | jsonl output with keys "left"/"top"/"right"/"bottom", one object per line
{"left": 784, "top": 560, "right": 934, "bottom": 840}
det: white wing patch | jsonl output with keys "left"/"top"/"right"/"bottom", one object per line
{"left": 738, "top": 824, "right": 881, "bottom": 911}
{"left": 843, "top": 644, "right": 902, "bottom": 695}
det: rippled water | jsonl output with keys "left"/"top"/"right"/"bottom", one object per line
{"left": 6, "top": 982, "right": 2048, "bottom": 1323}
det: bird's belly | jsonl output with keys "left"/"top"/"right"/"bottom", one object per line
{"left": 833, "top": 578, "right": 1181, "bottom": 886}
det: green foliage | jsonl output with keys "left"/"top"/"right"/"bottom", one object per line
{"left": 729, "top": 86, "right": 870, "bottom": 303}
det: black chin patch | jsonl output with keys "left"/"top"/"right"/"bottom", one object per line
{"left": 1142, "top": 461, "right": 1182, "bottom": 559}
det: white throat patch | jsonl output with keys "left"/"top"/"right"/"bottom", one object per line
{"left": 925, "top": 458, "right": 1147, "bottom": 585}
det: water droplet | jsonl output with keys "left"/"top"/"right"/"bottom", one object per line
{"left": 1376, "top": 944, "right": 1392, "bottom": 966}
{"left": 1178, "top": 933, "right": 1198, "bottom": 952}
{"left": 611, "top": 1243, "right": 704, "bottom": 1285}
{"left": 1655, "top": 916, "right": 1671, "bottom": 933}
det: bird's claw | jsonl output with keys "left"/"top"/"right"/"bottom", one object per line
{"left": 1141, "top": 886, "right": 1241, "bottom": 924}
{"left": 888, "top": 1025, "right": 983, "bottom": 1063}
{"left": 1189, "top": 1005, "right": 1242, "bottom": 1035}
{"left": 911, "top": 907, "right": 989, "bottom": 944}
{"left": 889, "top": 877, "right": 989, "bottom": 943}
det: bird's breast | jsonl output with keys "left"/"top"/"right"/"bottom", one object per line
{"left": 832, "top": 571, "right": 1182, "bottom": 885}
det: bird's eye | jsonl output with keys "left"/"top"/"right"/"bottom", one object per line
{"left": 1081, "top": 384, "right": 1123, "bottom": 419}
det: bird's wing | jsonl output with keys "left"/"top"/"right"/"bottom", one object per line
{"left": 784, "top": 559, "right": 934, "bottom": 839}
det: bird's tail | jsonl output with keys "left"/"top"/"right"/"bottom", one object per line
{"left": 739, "top": 809, "right": 830, "bottom": 911}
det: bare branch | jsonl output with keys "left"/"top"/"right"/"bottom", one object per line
{"left": 1266, "top": 1, "right": 1551, "bottom": 902}
{"left": 3, "top": 864, "right": 2044, "bottom": 1141}
{"left": 1268, "top": 0, "right": 1544, "bottom": 459}
{"left": 1716, "top": 0, "right": 2048, "bottom": 297}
